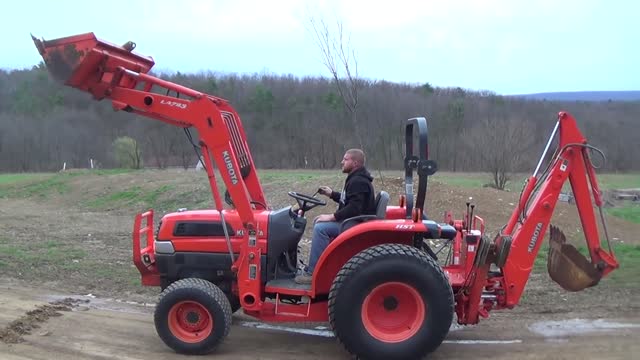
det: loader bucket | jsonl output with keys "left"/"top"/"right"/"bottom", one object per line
{"left": 547, "top": 225, "right": 601, "bottom": 292}
{"left": 32, "top": 32, "right": 154, "bottom": 94}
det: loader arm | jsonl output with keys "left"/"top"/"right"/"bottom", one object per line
{"left": 32, "top": 33, "right": 269, "bottom": 303}
{"left": 32, "top": 33, "right": 267, "bottom": 224}
{"left": 501, "top": 112, "right": 619, "bottom": 306}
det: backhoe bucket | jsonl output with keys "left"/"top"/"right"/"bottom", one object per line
{"left": 32, "top": 32, "right": 154, "bottom": 93}
{"left": 547, "top": 225, "right": 601, "bottom": 292}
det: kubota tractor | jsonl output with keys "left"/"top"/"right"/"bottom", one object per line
{"left": 33, "top": 33, "right": 619, "bottom": 360}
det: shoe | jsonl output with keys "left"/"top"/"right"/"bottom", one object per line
{"left": 294, "top": 271, "right": 312, "bottom": 284}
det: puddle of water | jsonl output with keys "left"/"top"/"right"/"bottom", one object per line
{"left": 529, "top": 319, "right": 640, "bottom": 337}
{"left": 443, "top": 339, "right": 522, "bottom": 344}
{"left": 544, "top": 338, "right": 569, "bottom": 343}
{"left": 241, "top": 321, "right": 335, "bottom": 338}
{"left": 450, "top": 323, "right": 467, "bottom": 332}
{"left": 240, "top": 321, "right": 520, "bottom": 345}
{"left": 43, "top": 294, "right": 154, "bottom": 314}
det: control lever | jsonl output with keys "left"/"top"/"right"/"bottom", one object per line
{"left": 469, "top": 204, "right": 475, "bottom": 232}
{"left": 465, "top": 200, "right": 471, "bottom": 231}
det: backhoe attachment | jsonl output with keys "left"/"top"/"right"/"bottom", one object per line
{"left": 501, "top": 112, "right": 619, "bottom": 306}
{"left": 547, "top": 225, "right": 601, "bottom": 291}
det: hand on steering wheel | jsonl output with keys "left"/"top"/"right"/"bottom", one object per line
{"left": 288, "top": 191, "right": 327, "bottom": 214}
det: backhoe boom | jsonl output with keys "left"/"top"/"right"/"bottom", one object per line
{"left": 501, "top": 112, "right": 619, "bottom": 306}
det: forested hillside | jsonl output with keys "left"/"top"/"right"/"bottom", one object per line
{"left": 1, "top": 65, "right": 639, "bottom": 172}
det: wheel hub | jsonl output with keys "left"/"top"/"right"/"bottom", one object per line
{"left": 383, "top": 296, "right": 399, "bottom": 311}
{"left": 168, "top": 300, "right": 214, "bottom": 343}
{"left": 185, "top": 311, "right": 200, "bottom": 325}
{"left": 361, "top": 282, "right": 427, "bottom": 343}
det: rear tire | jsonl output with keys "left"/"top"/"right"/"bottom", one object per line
{"left": 154, "top": 278, "right": 232, "bottom": 355}
{"left": 329, "top": 244, "right": 454, "bottom": 360}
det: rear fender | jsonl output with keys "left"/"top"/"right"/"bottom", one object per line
{"left": 311, "top": 220, "right": 432, "bottom": 295}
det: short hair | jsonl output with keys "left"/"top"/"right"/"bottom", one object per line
{"left": 346, "top": 148, "right": 366, "bottom": 166}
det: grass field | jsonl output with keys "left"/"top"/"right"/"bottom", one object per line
{"left": 1, "top": 169, "right": 638, "bottom": 219}
{"left": 1, "top": 169, "right": 638, "bottom": 296}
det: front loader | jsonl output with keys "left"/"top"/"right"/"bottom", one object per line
{"left": 33, "top": 33, "right": 619, "bottom": 360}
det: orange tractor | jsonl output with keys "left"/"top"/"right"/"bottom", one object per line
{"left": 33, "top": 33, "right": 619, "bottom": 359}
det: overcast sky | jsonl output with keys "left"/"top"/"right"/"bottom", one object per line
{"left": 2, "top": 0, "right": 637, "bottom": 95}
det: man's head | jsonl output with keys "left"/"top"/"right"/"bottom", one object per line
{"left": 341, "top": 149, "right": 366, "bottom": 174}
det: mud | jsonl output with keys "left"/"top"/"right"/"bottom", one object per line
{"left": 0, "top": 298, "right": 86, "bottom": 344}
{"left": 0, "top": 281, "right": 639, "bottom": 359}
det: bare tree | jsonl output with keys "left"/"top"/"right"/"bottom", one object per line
{"left": 307, "top": 16, "right": 364, "bottom": 150}
{"left": 470, "top": 115, "right": 537, "bottom": 190}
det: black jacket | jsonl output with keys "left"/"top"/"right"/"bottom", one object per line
{"left": 331, "top": 167, "right": 376, "bottom": 222}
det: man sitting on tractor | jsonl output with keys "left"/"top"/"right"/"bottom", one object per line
{"left": 295, "top": 148, "right": 377, "bottom": 284}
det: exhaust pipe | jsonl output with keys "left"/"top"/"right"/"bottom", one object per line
{"left": 547, "top": 225, "right": 602, "bottom": 292}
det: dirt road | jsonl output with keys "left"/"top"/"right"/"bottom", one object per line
{"left": 1, "top": 281, "right": 638, "bottom": 360}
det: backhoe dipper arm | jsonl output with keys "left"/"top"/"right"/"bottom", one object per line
{"left": 32, "top": 33, "right": 267, "bottom": 225}
{"left": 501, "top": 112, "right": 619, "bottom": 306}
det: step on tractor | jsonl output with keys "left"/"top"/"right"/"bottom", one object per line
{"left": 33, "top": 33, "right": 620, "bottom": 360}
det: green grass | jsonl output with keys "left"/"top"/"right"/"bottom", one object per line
{"left": 0, "top": 169, "right": 136, "bottom": 197}
{"left": 432, "top": 173, "right": 486, "bottom": 188}
{"left": 431, "top": 172, "right": 530, "bottom": 191}
{"left": 606, "top": 204, "right": 640, "bottom": 224}
{"left": 0, "top": 173, "right": 55, "bottom": 197}
{"left": 258, "top": 170, "right": 335, "bottom": 184}
{"left": 86, "top": 184, "right": 175, "bottom": 210}
{"left": 90, "top": 168, "right": 136, "bottom": 176}
{"left": 598, "top": 173, "right": 640, "bottom": 190}
{"left": 19, "top": 176, "right": 71, "bottom": 197}
{"left": 0, "top": 237, "right": 87, "bottom": 270}
{"left": 0, "top": 234, "right": 142, "bottom": 290}
{"left": 430, "top": 172, "right": 639, "bottom": 191}
{"left": 158, "top": 190, "right": 212, "bottom": 212}
{"left": 87, "top": 187, "right": 144, "bottom": 208}
{"left": 0, "top": 173, "right": 53, "bottom": 185}
{"left": 607, "top": 243, "right": 640, "bottom": 286}
{"left": 0, "top": 172, "right": 77, "bottom": 198}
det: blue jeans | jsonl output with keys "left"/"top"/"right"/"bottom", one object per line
{"left": 307, "top": 221, "right": 341, "bottom": 273}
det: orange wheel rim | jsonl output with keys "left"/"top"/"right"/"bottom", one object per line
{"left": 361, "top": 282, "right": 426, "bottom": 343}
{"left": 168, "top": 300, "right": 213, "bottom": 343}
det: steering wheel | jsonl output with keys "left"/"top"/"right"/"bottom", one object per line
{"left": 288, "top": 191, "right": 326, "bottom": 213}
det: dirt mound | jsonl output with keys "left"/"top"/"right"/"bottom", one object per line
{"left": 0, "top": 298, "right": 88, "bottom": 344}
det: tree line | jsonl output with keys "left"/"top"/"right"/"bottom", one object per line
{"left": 1, "top": 66, "right": 639, "bottom": 179}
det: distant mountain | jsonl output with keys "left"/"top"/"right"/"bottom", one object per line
{"left": 510, "top": 91, "right": 640, "bottom": 102}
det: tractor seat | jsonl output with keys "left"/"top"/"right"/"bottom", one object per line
{"left": 339, "top": 191, "right": 390, "bottom": 233}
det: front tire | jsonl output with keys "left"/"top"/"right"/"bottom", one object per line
{"left": 329, "top": 244, "right": 454, "bottom": 360}
{"left": 154, "top": 278, "right": 232, "bottom": 355}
